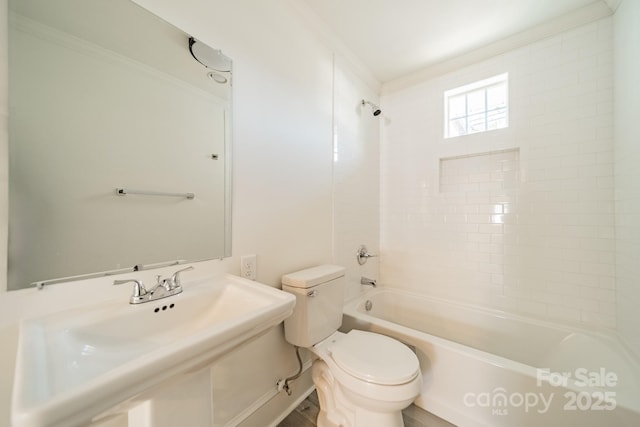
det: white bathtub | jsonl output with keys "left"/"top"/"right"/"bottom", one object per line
{"left": 342, "top": 288, "right": 640, "bottom": 427}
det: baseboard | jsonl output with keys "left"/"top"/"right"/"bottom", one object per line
{"left": 232, "top": 367, "right": 315, "bottom": 427}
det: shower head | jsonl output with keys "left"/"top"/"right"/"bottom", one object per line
{"left": 361, "top": 99, "right": 382, "bottom": 117}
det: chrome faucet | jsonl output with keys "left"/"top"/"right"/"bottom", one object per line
{"left": 164, "top": 266, "right": 194, "bottom": 290}
{"left": 112, "top": 279, "right": 148, "bottom": 304}
{"left": 360, "top": 276, "right": 377, "bottom": 287}
{"left": 114, "top": 266, "right": 194, "bottom": 304}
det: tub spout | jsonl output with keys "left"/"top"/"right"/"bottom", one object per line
{"left": 360, "top": 277, "right": 377, "bottom": 287}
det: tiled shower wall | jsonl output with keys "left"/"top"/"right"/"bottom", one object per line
{"left": 437, "top": 149, "right": 520, "bottom": 296}
{"left": 614, "top": 0, "right": 640, "bottom": 356}
{"left": 380, "top": 18, "right": 615, "bottom": 328}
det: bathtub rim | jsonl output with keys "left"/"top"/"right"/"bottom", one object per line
{"left": 342, "top": 286, "right": 640, "bottom": 413}
{"left": 345, "top": 286, "right": 640, "bottom": 366}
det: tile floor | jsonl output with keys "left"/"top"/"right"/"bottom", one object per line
{"left": 277, "top": 391, "right": 456, "bottom": 427}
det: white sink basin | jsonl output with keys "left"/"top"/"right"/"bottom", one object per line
{"left": 11, "top": 274, "right": 296, "bottom": 427}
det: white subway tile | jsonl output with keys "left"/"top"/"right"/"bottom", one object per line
{"left": 380, "top": 16, "right": 615, "bottom": 329}
{"left": 548, "top": 304, "right": 581, "bottom": 322}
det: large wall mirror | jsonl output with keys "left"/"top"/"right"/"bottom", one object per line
{"left": 8, "top": 0, "right": 232, "bottom": 290}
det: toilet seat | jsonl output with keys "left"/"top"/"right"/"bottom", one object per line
{"left": 328, "top": 330, "right": 419, "bottom": 385}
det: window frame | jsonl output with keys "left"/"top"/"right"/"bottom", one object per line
{"left": 444, "top": 73, "right": 509, "bottom": 139}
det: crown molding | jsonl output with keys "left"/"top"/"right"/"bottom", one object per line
{"left": 382, "top": 1, "right": 613, "bottom": 95}
{"left": 603, "top": 0, "right": 623, "bottom": 12}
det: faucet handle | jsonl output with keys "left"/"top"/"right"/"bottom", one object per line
{"left": 113, "top": 279, "right": 147, "bottom": 304}
{"left": 169, "top": 266, "right": 194, "bottom": 289}
{"left": 356, "top": 245, "right": 378, "bottom": 265}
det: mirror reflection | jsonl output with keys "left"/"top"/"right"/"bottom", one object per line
{"left": 8, "top": 0, "right": 232, "bottom": 290}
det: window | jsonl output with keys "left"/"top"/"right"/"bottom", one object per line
{"left": 444, "top": 73, "right": 508, "bottom": 138}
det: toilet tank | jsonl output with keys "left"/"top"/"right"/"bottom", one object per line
{"left": 281, "top": 265, "right": 346, "bottom": 347}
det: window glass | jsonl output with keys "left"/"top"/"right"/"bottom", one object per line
{"left": 444, "top": 73, "right": 508, "bottom": 138}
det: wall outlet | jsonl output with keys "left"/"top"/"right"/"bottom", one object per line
{"left": 240, "top": 254, "right": 257, "bottom": 280}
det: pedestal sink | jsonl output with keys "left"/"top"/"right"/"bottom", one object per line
{"left": 11, "top": 273, "right": 296, "bottom": 427}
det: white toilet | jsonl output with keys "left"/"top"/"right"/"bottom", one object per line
{"left": 282, "top": 265, "right": 422, "bottom": 427}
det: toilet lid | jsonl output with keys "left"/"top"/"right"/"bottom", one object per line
{"left": 329, "top": 330, "right": 419, "bottom": 385}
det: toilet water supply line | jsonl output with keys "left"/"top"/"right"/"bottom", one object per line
{"left": 277, "top": 346, "right": 304, "bottom": 396}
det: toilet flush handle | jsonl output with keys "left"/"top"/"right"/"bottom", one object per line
{"left": 307, "top": 290, "right": 318, "bottom": 297}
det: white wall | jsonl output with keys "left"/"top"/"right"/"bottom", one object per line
{"left": 380, "top": 17, "right": 616, "bottom": 329}
{"left": 0, "top": 0, "right": 7, "bottom": 295}
{"left": 130, "top": 0, "right": 348, "bottom": 285}
{"left": 0, "top": 0, "right": 380, "bottom": 425}
{"left": 614, "top": 0, "right": 640, "bottom": 358}
{"left": 332, "top": 55, "right": 381, "bottom": 302}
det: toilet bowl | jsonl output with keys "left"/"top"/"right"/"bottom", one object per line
{"left": 281, "top": 265, "right": 422, "bottom": 427}
{"left": 310, "top": 330, "right": 422, "bottom": 427}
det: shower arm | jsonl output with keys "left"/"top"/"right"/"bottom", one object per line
{"left": 361, "top": 99, "right": 382, "bottom": 116}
